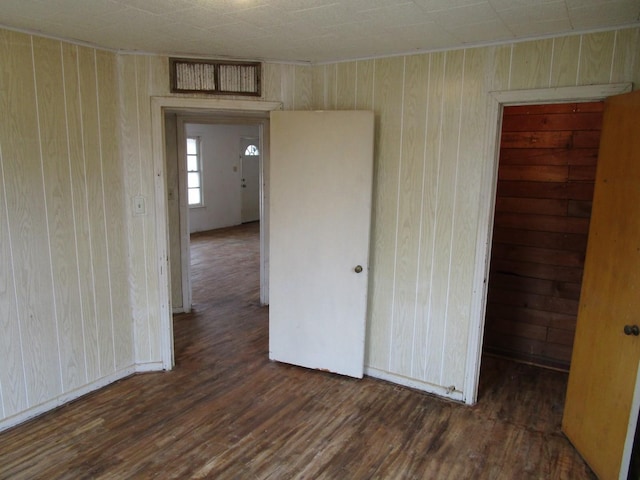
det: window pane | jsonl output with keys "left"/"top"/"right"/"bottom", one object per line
{"left": 245, "top": 144, "right": 259, "bottom": 156}
{"left": 188, "top": 172, "right": 200, "bottom": 188}
{"left": 187, "top": 155, "right": 198, "bottom": 172}
{"left": 187, "top": 138, "right": 197, "bottom": 155}
{"left": 188, "top": 188, "right": 201, "bottom": 205}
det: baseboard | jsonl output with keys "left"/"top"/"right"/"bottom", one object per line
{"left": 0, "top": 366, "right": 136, "bottom": 433}
{"left": 135, "top": 361, "right": 166, "bottom": 373}
{"left": 364, "top": 366, "right": 465, "bottom": 403}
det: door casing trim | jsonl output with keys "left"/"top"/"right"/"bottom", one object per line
{"left": 465, "top": 83, "right": 633, "bottom": 404}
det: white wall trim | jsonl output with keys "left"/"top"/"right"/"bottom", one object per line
{"left": 134, "top": 361, "right": 166, "bottom": 373}
{"left": 151, "top": 97, "right": 282, "bottom": 371}
{"left": 365, "top": 367, "right": 464, "bottom": 403}
{"left": 463, "top": 82, "right": 633, "bottom": 406}
{"left": 0, "top": 366, "right": 136, "bottom": 433}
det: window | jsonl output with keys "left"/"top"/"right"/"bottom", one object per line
{"left": 244, "top": 144, "right": 259, "bottom": 156}
{"left": 186, "top": 137, "right": 203, "bottom": 206}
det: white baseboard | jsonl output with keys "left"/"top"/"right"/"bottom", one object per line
{"left": 135, "top": 361, "right": 166, "bottom": 373}
{"left": 364, "top": 366, "right": 465, "bottom": 403}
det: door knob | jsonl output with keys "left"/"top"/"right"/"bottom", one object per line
{"left": 623, "top": 325, "right": 639, "bottom": 336}
{"left": 354, "top": 265, "right": 363, "bottom": 273}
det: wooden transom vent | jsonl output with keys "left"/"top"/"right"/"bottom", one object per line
{"left": 170, "top": 58, "right": 261, "bottom": 96}
{"left": 483, "top": 101, "right": 604, "bottom": 370}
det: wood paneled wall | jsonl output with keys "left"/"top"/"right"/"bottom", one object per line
{"left": 484, "top": 102, "right": 604, "bottom": 369}
{"left": 0, "top": 30, "right": 133, "bottom": 428}
{"left": 1, "top": 25, "right": 638, "bottom": 429}
{"left": 311, "top": 28, "right": 640, "bottom": 399}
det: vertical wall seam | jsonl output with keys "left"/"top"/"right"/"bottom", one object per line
{"left": 292, "top": 65, "right": 296, "bottom": 110}
{"left": 0, "top": 140, "right": 3, "bottom": 417}
{"left": 134, "top": 58, "right": 152, "bottom": 361}
{"left": 371, "top": 60, "right": 376, "bottom": 110}
{"left": 549, "top": 38, "right": 555, "bottom": 87}
{"left": 72, "top": 45, "right": 93, "bottom": 383}
{"left": 439, "top": 49, "right": 466, "bottom": 386}
{"left": 609, "top": 30, "right": 618, "bottom": 83}
{"left": 93, "top": 50, "right": 117, "bottom": 372}
{"left": 76, "top": 45, "right": 101, "bottom": 379}
{"left": 576, "top": 35, "right": 583, "bottom": 85}
{"left": 31, "top": 36, "right": 65, "bottom": 394}
{"left": 507, "top": 43, "right": 514, "bottom": 90}
{"left": 354, "top": 61, "right": 358, "bottom": 107}
{"left": 61, "top": 43, "right": 88, "bottom": 384}
{"left": 335, "top": 64, "right": 338, "bottom": 109}
{"left": 423, "top": 51, "right": 447, "bottom": 377}
{"left": 410, "top": 53, "right": 431, "bottom": 379}
{"left": 0, "top": 140, "right": 28, "bottom": 410}
{"left": 388, "top": 56, "right": 407, "bottom": 370}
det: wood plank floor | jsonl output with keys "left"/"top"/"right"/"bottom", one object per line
{"left": 0, "top": 222, "right": 595, "bottom": 479}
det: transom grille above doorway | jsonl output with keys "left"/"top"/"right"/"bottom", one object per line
{"left": 170, "top": 58, "right": 261, "bottom": 96}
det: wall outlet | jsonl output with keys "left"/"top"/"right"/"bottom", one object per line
{"left": 133, "top": 195, "right": 146, "bottom": 215}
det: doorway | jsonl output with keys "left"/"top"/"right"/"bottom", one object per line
{"left": 166, "top": 114, "right": 265, "bottom": 315}
{"left": 482, "top": 100, "right": 604, "bottom": 371}
{"left": 150, "top": 96, "right": 281, "bottom": 369}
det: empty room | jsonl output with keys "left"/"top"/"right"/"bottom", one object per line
{"left": 1, "top": 1, "right": 640, "bottom": 478}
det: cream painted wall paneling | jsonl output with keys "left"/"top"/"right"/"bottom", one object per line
{"left": 0, "top": 30, "right": 134, "bottom": 430}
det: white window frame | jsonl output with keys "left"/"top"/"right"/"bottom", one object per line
{"left": 186, "top": 136, "right": 203, "bottom": 207}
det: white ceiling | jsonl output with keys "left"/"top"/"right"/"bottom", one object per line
{"left": 1, "top": 0, "right": 639, "bottom": 63}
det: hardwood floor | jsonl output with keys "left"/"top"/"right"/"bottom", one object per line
{"left": 0, "top": 222, "right": 595, "bottom": 479}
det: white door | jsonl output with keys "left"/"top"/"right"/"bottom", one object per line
{"left": 240, "top": 137, "right": 260, "bottom": 223}
{"left": 269, "top": 110, "right": 374, "bottom": 378}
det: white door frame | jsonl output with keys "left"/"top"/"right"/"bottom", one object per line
{"left": 464, "top": 83, "right": 632, "bottom": 404}
{"left": 240, "top": 135, "right": 260, "bottom": 223}
{"left": 176, "top": 117, "right": 262, "bottom": 314}
{"left": 151, "top": 97, "right": 282, "bottom": 369}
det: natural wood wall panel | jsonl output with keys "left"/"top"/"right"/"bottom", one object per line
{"left": 96, "top": 49, "right": 132, "bottom": 371}
{"left": 33, "top": 37, "right": 86, "bottom": 392}
{"left": 61, "top": 43, "right": 95, "bottom": 386}
{"left": 325, "top": 64, "right": 337, "bottom": 110}
{"left": 355, "top": 60, "right": 375, "bottom": 110}
{"left": 336, "top": 61, "right": 356, "bottom": 110}
{"left": 423, "top": 49, "right": 465, "bottom": 385}
{"left": 489, "top": 44, "right": 512, "bottom": 91}
{"left": 365, "top": 56, "right": 404, "bottom": 370}
{"left": 0, "top": 30, "right": 27, "bottom": 417}
{"left": 293, "top": 65, "right": 312, "bottom": 110}
{"left": 118, "top": 55, "right": 150, "bottom": 363}
{"left": 78, "top": 46, "right": 113, "bottom": 377}
{"left": 389, "top": 54, "right": 428, "bottom": 375}
{"left": 510, "top": 39, "right": 553, "bottom": 89}
{"left": 261, "top": 62, "right": 282, "bottom": 103}
{"left": 485, "top": 102, "right": 602, "bottom": 369}
{"left": 414, "top": 51, "right": 444, "bottom": 381}
{"left": 0, "top": 31, "right": 61, "bottom": 406}
{"left": 443, "top": 47, "right": 489, "bottom": 389}
{"left": 310, "top": 65, "right": 324, "bottom": 109}
{"left": 0, "top": 156, "right": 25, "bottom": 417}
{"left": 134, "top": 55, "right": 163, "bottom": 363}
{"left": 612, "top": 28, "right": 640, "bottom": 87}
{"left": 550, "top": 35, "right": 581, "bottom": 87}
{"left": 578, "top": 31, "right": 615, "bottom": 85}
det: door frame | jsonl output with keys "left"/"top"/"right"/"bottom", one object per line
{"left": 465, "top": 83, "right": 632, "bottom": 403}
{"left": 239, "top": 135, "right": 260, "bottom": 224}
{"left": 175, "top": 117, "right": 262, "bottom": 313}
{"left": 151, "top": 97, "right": 282, "bottom": 369}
